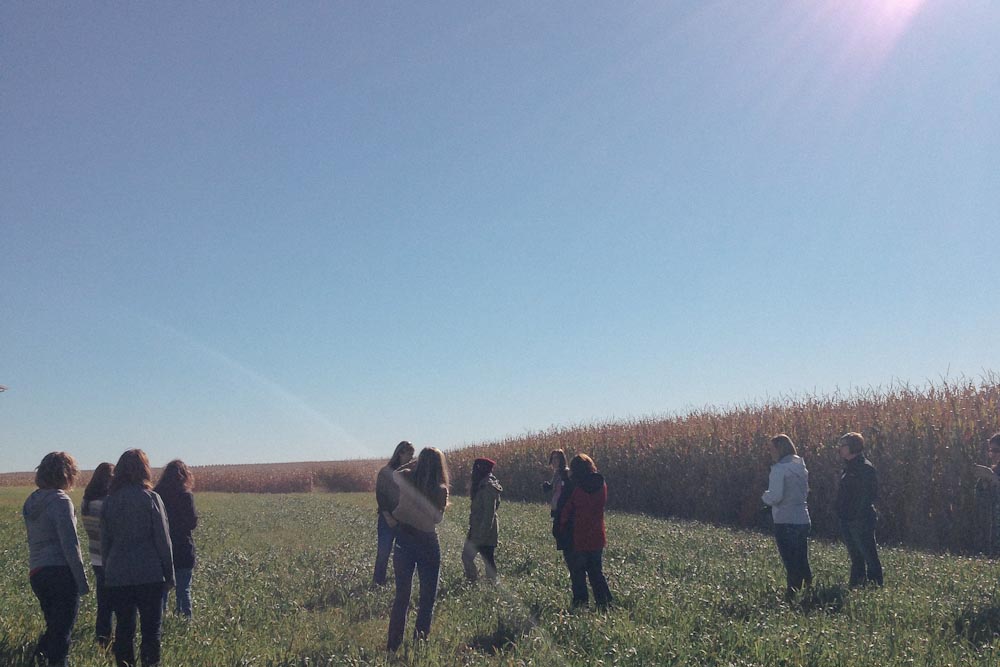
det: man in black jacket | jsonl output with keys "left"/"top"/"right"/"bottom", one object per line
{"left": 835, "top": 431, "right": 883, "bottom": 587}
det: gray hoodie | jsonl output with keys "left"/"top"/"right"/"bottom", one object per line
{"left": 22, "top": 489, "right": 90, "bottom": 595}
{"left": 101, "top": 485, "right": 174, "bottom": 588}
{"left": 761, "top": 454, "right": 811, "bottom": 525}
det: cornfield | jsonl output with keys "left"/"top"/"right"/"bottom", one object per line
{"left": 446, "top": 376, "right": 1000, "bottom": 553}
{"left": 3, "top": 376, "right": 998, "bottom": 551}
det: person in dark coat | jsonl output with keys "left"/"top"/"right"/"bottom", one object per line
{"left": 154, "top": 459, "right": 198, "bottom": 618}
{"left": 835, "top": 432, "right": 883, "bottom": 587}
{"left": 558, "top": 454, "right": 612, "bottom": 609}
{"left": 102, "top": 449, "right": 174, "bottom": 667}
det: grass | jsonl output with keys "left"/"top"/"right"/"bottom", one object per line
{"left": 3, "top": 487, "right": 1000, "bottom": 665}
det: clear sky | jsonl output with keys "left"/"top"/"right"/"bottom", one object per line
{"left": 2, "top": 1, "right": 998, "bottom": 473}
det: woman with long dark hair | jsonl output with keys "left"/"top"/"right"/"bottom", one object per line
{"left": 762, "top": 434, "right": 813, "bottom": 599}
{"left": 102, "top": 449, "right": 174, "bottom": 667}
{"left": 384, "top": 447, "right": 449, "bottom": 651}
{"left": 82, "top": 462, "right": 115, "bottom": 645}
{"left": 373, "top": 440, "right": 414, "bottom": 586}
{"left": 154, "top": 459, "right": 198, "bottom": 618}
{"left": 23, "top": 451, "right": 90, "bottom": 666}
{"left": 462, "top": 457, "right": 502, "bottom": 582}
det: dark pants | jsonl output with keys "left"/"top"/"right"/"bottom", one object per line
{"left": 387, "top": 528, "right": 440, "bottom": 651}
{"left": 93, "top": 565, "right": 114, "bottom": 644}
{"left": 109, "top": 582, "right": 165, "bottom": 667}
{"left": 373, "top": 513, "right": 397, "bottom": 586}
{"left": 841, "top": 516, "right": 884, "bottom": 587}
{"left": 30, "top": 566, "right": 80, "bottom": 666}
{"left": 567, "top": 549, "right": 612, "bottom": 607}
{"left": 774, "top": 523, "right": 813, "bottom": 594}
{"left": 462, "top": 541, "right": 497, "bottom": 582}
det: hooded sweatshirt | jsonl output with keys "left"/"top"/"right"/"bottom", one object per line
{"left": 467, "top": 474, "right": 502, "bottom": 546}
{"left": 22, "top": 489, "right": 90, "bottom": 595}
{"left": 761, "top": 454, "right": 811, "bottom": 525}
{"left": 559, "top": 472, "right": 607, "bottom": 552}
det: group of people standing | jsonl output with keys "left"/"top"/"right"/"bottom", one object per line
{"left": 23, "top": 449, "right": 197, "bottom": 667}
{"left": 761, "top": 431, "right": 883, "bottom": 599}
{"left": 372, "top": 442, "right": 613, "bottom": 652}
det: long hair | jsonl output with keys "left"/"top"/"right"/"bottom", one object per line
{"left": 154, "top": 459, "right": 194, "bottom": 496}
{"left": 569, "top": 453, "right": 597, "bottom": 482}
{"left": 411, "top": 447, "right": 449, "bottom": 509}
{"left": 109, "top": 449, "right": 153, "bottom": 494}
{"left": 82, "top": 462, "right": 115, "bottom": 512}
{"left": 388, "top": 441, "right": 415, "bottom": 469}
{"left": 549, "top": 449, "right": 567, "bottom": 469}
{"left": 35, "top": 452, "right": 79, "bottom": 491}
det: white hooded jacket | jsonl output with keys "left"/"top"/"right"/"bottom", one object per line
{"left": 762, "top": 454, "right": 811, "bottom": 525}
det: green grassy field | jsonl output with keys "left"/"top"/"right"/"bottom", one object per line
{"left": 2, "top": 488, "right": 1000, "bottom": 666}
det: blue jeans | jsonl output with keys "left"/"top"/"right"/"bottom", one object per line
{"left": 162, "top": 567, "right": 193, "bottom": 617}
{"left": 841, "top": 516, "right": 883, "bottom": 586}
{"left": 30, "top": 566, "right": 80, "bottom": 666}
{"left": 773, "top": 523, "right": 812, "bottom": 594}
{"left": 567, "top": 549, "right": 612, "bottom": 607}
{"left": 387, "top": 527, "right": 440, "bottom": 651}
{"left": 373, "top": 513, "right": 397, "bottom": 586}
{"left": 110, "top": 582, "right": 164, "bottom": 667}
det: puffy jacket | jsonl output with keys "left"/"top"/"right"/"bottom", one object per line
{"left": 559, "top": 472, "right": 607, "bottom": 552}
{"left": 467, "top": 475, "right": 502, "bottom": 546}
{"left": 761, "top": 454, "right": 811, "bottom": 525}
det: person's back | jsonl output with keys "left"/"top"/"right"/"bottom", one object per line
{"left": 157, "top": 486, "right": 197, "bottom": 566}
{"left": 562, "top": 471, "right": 607, "bottom": 552}
{"left": 80, "top": 498, "right": 105, "bottom": 567}
{"left": 24, "top": 488, "right": 88, "bottom": 588}
{"left": 468, "top": 474, "right": 502, "bottom": 546}
{"left": 101, "top": 486, "right": 173, "bottom": 588}
{"left": 764, "top": 455, "right": 810, "bottom": 524}
{"left": 392, "top": 467, "right": 447, "bottom": 533}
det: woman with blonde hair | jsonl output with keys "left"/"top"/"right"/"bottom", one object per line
{"left": 23, "top": 451, "right": 90, "bottom": 666}
{"left": 102, "top": 449, "right": 174, "bottom": 667}
{"left": 154, "top": 459, "right": 198, "bottom": 617}
{"left": 383, "top": 447, "right": 449, "bottom": 651}
{"left": 761, "top": 434, "right": 812, "bottom": 599}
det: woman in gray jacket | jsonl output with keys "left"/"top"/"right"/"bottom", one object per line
{"left": 23, "top": 451, "right": 90, "bottom": 667}
{"left": 761, "top": 434, "right": 812, "bottom": 599}
{"left": 101, "top": 449, "right": 174, "bottom": 667}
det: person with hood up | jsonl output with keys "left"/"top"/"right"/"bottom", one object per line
{"left": 462, "top": 457, "right": 502, "bottom": 582}
{"left": 835, "top": 431, "right": 884, "bottom": 587}
{"left": 761, "top": 434, "right": 812, "bottom": 599}
{"left": 558, "top": 453, "right": 612, "bottom": 609}
{"left": 23, "top": 451, "right": 90, "bottom": 667}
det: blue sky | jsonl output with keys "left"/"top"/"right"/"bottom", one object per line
{"left": 2, "top": 1, "right": 998, "bottom": 473}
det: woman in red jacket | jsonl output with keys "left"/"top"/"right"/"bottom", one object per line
{"left": 558, "top": 454, "right": 612, "bottom": 609}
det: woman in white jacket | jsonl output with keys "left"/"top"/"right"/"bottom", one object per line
{"left": 762, "top": 434, "right": 812, "bottom": 599}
